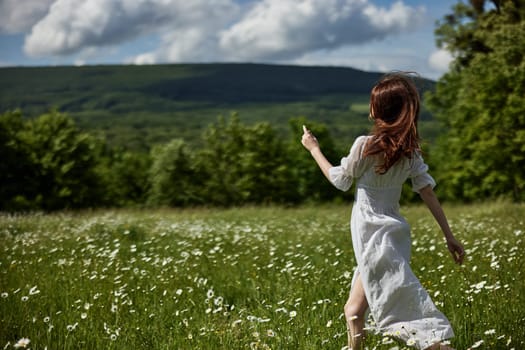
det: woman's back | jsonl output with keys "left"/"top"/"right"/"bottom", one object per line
{"left": 330, "top": 135, "right": 436, "bottom": 210}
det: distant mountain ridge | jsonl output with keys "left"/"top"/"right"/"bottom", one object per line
{"left": 0, "top": 63, "right": 392, "bottom": 107}
{"left": 138, "top": 63, "right": 388, "bottom": 103}
{"left": 0, "top": 63, "right": 436, "bottom": 150}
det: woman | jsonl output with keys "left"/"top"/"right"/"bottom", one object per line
{"left": 301, "top": 73, "right": 465, "bottom": 350}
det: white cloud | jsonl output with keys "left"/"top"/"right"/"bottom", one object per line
{"left": 131, "top": 29, "right": 207, "bottom": 65}
{"left": 131, "top": 52, "right": 156, "bottom": 65}
{"left": 16, "top": 0, "right": 429, "bottom": 70}
{"left": 428, "top": 48, "right": 453, "bottom": 73}
{"left": 131, "top": 20, "right": 235, "bottom": 65}
{"left": 24, "top": 0, "right": 238, "bottom": 57}
{"left": 0, "top": 0, "right": 55, "bottom": 34}
{"left": 363, "top": 1, "right": 421, "bottom": 31}
{"left": 218, "top": 0, "right": 425, "bottom": 61}
{"left": 291, "top": 46, "right": 435, "bottom": 78}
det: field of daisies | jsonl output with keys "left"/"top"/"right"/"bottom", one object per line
{"left": 1, "top": 202, "right": 524, "bottom": 349}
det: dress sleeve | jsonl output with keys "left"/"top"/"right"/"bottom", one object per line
{"left": 410, "top": 152, "right": 436, "bottom": 193}
{"left": 328, "top": 136, "right": 369, "bottom": 192}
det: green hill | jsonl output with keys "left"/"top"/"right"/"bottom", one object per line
{"left": 0, "top": 63, "right": 437, "bottom": 150}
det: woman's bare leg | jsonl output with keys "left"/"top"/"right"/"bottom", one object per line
{"left": 344, "top": 274, "right": 369, "bottom": 349}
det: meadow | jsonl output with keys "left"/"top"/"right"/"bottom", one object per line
{"left": 1, "top": 203, "right": 523, "bottom": 349}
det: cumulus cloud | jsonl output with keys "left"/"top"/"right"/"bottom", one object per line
{"left": 131, "top": 12, "right": 237, "bottom": 65}
{"left": 428, "top": 48, "right": 453, "bottom": 73}
{"left": 131, "top": 29, "right": 212, "bottom": 64}
{"left": 18, "top": 0, "right": 427, "bottom": 67}
{"left": 24, "top": 0, "right": 238, "bottom": 57}
{"left": 0, "top": 0, "right": 55, "bottom": 34}
{"left": 219, "top": 0, "right": 426, "bottom": 61}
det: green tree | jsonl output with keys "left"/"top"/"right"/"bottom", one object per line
{"left": 0, "top": 110, "right": 40, "bottom": 210}
{"left": 21, "top": 110, "right": 104, "bottom": 209}
{"left": 198, "top": 114, "right": 296, "bottom": 206}
{"left": 148, "top": 139, "right": 202, "bottom": 206}
{"left": 97, "top": 148, "right": 152, "bottom": 207}
{"left": 426, "top": 0, "right": 525, "bottom": 201}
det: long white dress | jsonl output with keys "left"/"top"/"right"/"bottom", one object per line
{"left": 329, "top": 135, "right": 454, "bottom": 349}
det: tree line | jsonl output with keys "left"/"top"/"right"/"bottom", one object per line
{"left": 1, "top": 110, "right": 359, "bottom": 211}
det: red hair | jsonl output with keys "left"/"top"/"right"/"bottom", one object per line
{"left": 364, "top": 72, "right": 421, "bottom": 174}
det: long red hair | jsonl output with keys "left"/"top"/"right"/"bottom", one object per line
{"left": 364, "top": 72, "right": 421, "bottom": 174}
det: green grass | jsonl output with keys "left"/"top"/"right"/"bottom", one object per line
{"left": 350, "top": 103, "right": 370, "bottom": 114}
{"left": 1, "top": 203, "right": 523, "bottom": 349}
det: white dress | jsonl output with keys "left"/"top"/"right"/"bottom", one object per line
{"left": 329, "top": 135, "right": 454, "bottom": 349}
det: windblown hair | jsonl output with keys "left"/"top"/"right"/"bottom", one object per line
{"left": 364, "top": 72, "right": 421, "bottom": 174}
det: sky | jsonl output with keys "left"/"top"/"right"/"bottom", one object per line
{"left": 0, "top": 0, "right": 459, "bottom": 80}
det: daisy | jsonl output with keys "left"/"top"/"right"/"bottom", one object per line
{"left": 14, "top": 338, "right": 30, "bottom": 348}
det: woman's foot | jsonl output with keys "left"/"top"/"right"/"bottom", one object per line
{"left": 345, "top": 315, "right": 365, "bottom": 350}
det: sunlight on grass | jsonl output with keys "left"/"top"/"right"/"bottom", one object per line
{"left": 1, "top": 203, "right": 523, "bottom": 349}
{"left": 350, "top": 103, "right": 370, "bottom": 114}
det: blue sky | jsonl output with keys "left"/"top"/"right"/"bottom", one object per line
{"left": 0, "top": 0, "right": 459, "bottom": 80}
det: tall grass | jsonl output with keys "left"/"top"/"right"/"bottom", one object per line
{"left": 1, "top": 203, "right": 523, "bottom": 349}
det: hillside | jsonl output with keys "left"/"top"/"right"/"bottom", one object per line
{"left": 0, "top": 63, "right": 437, "bottom": 150}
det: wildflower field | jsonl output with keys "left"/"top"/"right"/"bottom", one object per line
{"left": 1, "top": 203, "right": 524, "bottom": 349}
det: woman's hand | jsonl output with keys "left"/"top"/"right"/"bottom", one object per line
{"left": 446, "top": 236, "right": 465, "bottom": 265}
{"left": 419, "top": 185, "right": 466, "bottom": 265}
{"left": 301, "top": 125, "right": 320, "bottom": 152}
{"left": 300, "top": 125, "right": 333, "bottom": 181}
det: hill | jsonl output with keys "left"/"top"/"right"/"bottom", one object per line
{"left": 0, "top": 63, "right": 437, "bottom": 150}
